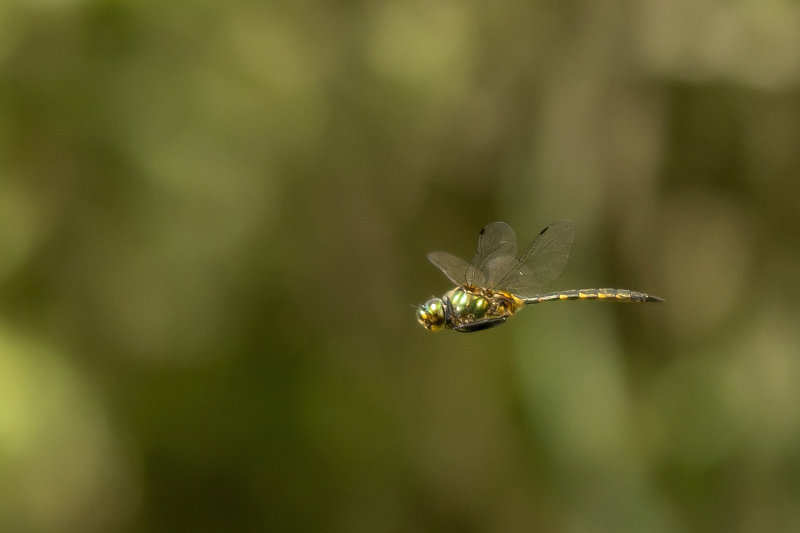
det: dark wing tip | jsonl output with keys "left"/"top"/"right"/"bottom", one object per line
{"left": 538, "top": 219, "right": 575, "bottom": 235}
{"left": 480, "top": 221, "right": 509, "bottom": 235}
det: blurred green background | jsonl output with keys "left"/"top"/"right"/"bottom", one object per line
{"left": 2, "top": 1, "right": 800, "bottom": 532}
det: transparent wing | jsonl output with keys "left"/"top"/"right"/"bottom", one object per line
{"left": 490, "top": 220, "right": 575, "bottom": 297}
{"left": 427, "top": 251, "right": 470, "bottom": 286}
{"left": 465, "top": 222, "right": 518, "bottom": 288}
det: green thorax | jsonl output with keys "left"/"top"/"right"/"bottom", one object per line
{"left": 444, "top": 287, "right": 491, "bottom": 320}
{"left": 443, "top": 287, "right": 524, "bottom": 329}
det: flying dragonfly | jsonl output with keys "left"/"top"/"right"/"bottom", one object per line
{"left": 416, "top": 221, "right": 663, "bottom": 332}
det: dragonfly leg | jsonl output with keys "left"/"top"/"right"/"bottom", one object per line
{"left": 453, "top": 317, "right": 507, "bottom": 332}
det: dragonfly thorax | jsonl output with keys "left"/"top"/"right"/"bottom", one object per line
{"left": 446, "top": 287, "right": 490, "bottom": 319}
{"left": 446, "top": 287, "right": 523, "bottom": 329}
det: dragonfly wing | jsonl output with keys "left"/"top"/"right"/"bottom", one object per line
{"left": 492, "top": 220, "right": 575, "bottom": 297}
{"left": 427, "top": 251, "right": 470, "bottom": 286}
{"left": 466, "top": 222, "right": 518, "bottom": 287}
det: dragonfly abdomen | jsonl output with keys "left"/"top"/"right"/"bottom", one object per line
{"left": 523, "top": 288, "right": 663, "bottom": 305}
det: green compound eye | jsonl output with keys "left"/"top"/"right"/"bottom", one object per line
{"left": 416, "top": 298, "right": 446, "bottom": 332}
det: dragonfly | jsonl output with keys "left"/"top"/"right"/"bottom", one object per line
{"left": 416, "top": 221, "right": 663, "bottom": 332}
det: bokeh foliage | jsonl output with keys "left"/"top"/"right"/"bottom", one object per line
{"left": 1, "top": 0, "right": 800, "bottom": 532}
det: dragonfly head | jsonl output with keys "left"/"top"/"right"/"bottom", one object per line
{"left": 416, "top": 297, "right": 447, "bottom": 332}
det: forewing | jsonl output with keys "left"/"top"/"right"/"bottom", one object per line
{"left": 427, "top": 251, "right": 470, "bottom": 286}
{"left": 491, "top": 220, "right": 575, "bottom": 296}
{"left": 466, "top": 222, "right": 518, "bottom": 287}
